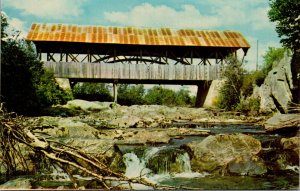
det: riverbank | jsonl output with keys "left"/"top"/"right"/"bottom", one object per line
{"left": 0, "top": 99, "right": 299, "bottom": 190}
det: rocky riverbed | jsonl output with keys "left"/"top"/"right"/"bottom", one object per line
{"left": 0, "top": 99, "right": 299, "bottom": 189}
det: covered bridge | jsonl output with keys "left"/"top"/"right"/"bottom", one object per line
{"left": 26, "top": 23, "right": 250, "bottom": 106}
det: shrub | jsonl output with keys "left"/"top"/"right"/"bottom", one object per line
{"left": 217, "top": 56, "right": 244, "bottom": 110}
{"left": 175, "top": 87, "right": 195, "bottom": 106}
{"left": 262, "top": 47, "right": 289, "bottom": 75}
{"left": 235, "top": 97, "right": 261, "bottom": 114}
{"left": 241, "top": 70, "right": 265, "bottom": 98}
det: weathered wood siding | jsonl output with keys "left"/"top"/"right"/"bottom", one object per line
{"left": 44, "top": 61, "right": 221, "bottom": 81}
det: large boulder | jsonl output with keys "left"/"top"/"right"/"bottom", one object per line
{"left": 255, "top": 53, "right": 294, "bottom": 113}
{"left": 63, "top": 99, "right": 113, "bottom": 112}
{"left": 182, "top": 134, "right": 265, "bottom": 175}
{"left": 264, "top": 113, "right": 300, "bottom": 132}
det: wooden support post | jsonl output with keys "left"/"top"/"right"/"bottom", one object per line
{"left": 195, "top": 81, "right": 211, "bottom": 107}
{"left": 113, "top": 82, "right": 118, "bottom": 103}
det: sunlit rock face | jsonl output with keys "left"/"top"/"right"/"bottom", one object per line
{"left": 255, "top": 53, "right": 293, "bottom": 113}
{"left": 182, "top": 133, "right": 264, "bottom": 175}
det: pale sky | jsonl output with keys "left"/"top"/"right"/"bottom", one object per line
{"left": 2, "top": 0, "right": 283, "bottom": 94}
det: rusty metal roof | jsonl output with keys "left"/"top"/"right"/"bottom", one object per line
{"left": 27, "top": 23, "right": 250, "bottom": 48}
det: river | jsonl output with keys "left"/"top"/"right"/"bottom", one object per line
{"left": 1, "top": 123, "right": 299, "bottom": 190}
{"left": 116, "top": 124, "right": 299, "bottom": 190}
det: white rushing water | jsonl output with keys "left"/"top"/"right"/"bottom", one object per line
{"left": 123, "top": 146, "right": 208, "bottom": 184}
{"left": 123, "top": 152, "right": 152, "bottom": 178}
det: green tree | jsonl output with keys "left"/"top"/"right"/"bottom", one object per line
{"left": 268, "top": 0, "right": 300, "bottom": 103}
{"left": 241, "top": 70, "right": 265, "bottom": 98}
{"left": 262, "top": 47, "right": 288, "bottom": 74}
{"left": 217, "top": 57, "right": 245, "bottom": 110}
{"left": 144, "top": 85, "right": 195, "bottom": 106}
{"left": 175, "top": 87, "right": 195, "bottom": 106}
{"left": 73, "top": 82, "right": 113, "bottom": 101}
{"left": 268, "top": 0, "right": 300, "bottom": 50}
{"left": 117, "top": 84, "right": 145, "bottom": 105}
{"left": 1, "top": 12, "right": 72, "bottom": 115}
{"left": 144, "top": 85, "right": 176, "bottom": 106}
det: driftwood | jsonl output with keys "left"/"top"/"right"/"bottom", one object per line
{"left": 0, "top": 106, "right": 179, "bottom": 189}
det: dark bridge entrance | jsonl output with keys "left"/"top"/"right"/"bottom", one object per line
{"left": 27, "top": 23, "right": 250, "bottom": 106}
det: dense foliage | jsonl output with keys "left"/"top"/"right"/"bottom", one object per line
{"left": 144, "top": 85, "right": 195, "bottom": 106}
{"left": 268, "top": 0, "right": 300, "bottom": 50}
{"left": 269, "top": 0, "right": 300, "bottom": 103}
{"left": 1, "top": 13, "right": 72, "bottom": 115}
{"left": 144, "top": 86, "right": 176, "bottom": 106}
{"left": 262, "top": 47, "right": 290, "bottom": 74}
{"left": 116, "top": 84, "right": 196, "bottom": 106}
{"left": 117, "top": 84, "right": 145, "bottom": 105}
{"left": 72, "top": 82, "right": 195, "bottom": 107}
{"left": 73, "top": 83, "right": 113, "bottom": 101}
{"left": 217, "top": 57, "right": 245, "bottom": 110}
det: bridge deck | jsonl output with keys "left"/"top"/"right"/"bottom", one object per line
{"left": 44, "top": 61, "right": 222, "bottom": 84}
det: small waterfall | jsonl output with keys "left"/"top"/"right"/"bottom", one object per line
{"left": 174, "top": 153, "right": 208, "bottom": 178}
{"left": 177, "top": 152, "right": 192, "bottom": 172}
{"left": 123, "top": 146, "right": 208, "bottom": 182}
{"left": 123, "top": 152, "right": 151, "bottom": 178}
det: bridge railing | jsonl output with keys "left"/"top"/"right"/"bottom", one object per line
{"left": 44, "top": 61, "right": 222, "bottom": 81}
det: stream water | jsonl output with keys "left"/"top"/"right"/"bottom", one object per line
{"left": 118, "top": 124, "right": 299, "bottom": 190}
{"left": 2, "top": 124, "right": 298, "bottom": 189}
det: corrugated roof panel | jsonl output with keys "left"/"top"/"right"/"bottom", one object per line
{"left": 91, "top": 34, "right": 97, "bottom": 43}
{"left": 27, "top": 23, "right": 250, "bottom": 48}
{"left": 209, "top": 37, "right": 216, "bottom": 46}
{"left": 60, "top": 32, "right": 65, "bottom": 41}
{"left": 31, "top": 23, "right": 36, "bottom": 31}
{"left": 203, "top": 38, "right": 211, "bottom": 46}
{"left": 92, "top": 26, "right": 97, "bottom": 34}
{"left": 218, "top": 38, "right": 226, "bottom": 47}
{"left": 195, "top": 31, "right": 202, "bottom": 37}
{"left": 44, "top": 32, "right": 49, "bottom": 40}
{"left": 133, "top": 28, "right": 138, "bottom": 36}
{"left": 189, "top": 36, "right": 196, "bottom": 45}
{"left": 27, "top": 31, "right": 33, "bottom": 39}
{"left": 179, "top": 37, "right": 185, "bottom": 45}
{"left": 241, "top": 38, "right": 250, "bottom": 47}
{"left": 200, "top": 31, "right": 207, "bottom": 39}
{"left": 198, "top": 38, "right": 206, "bottom": 46}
